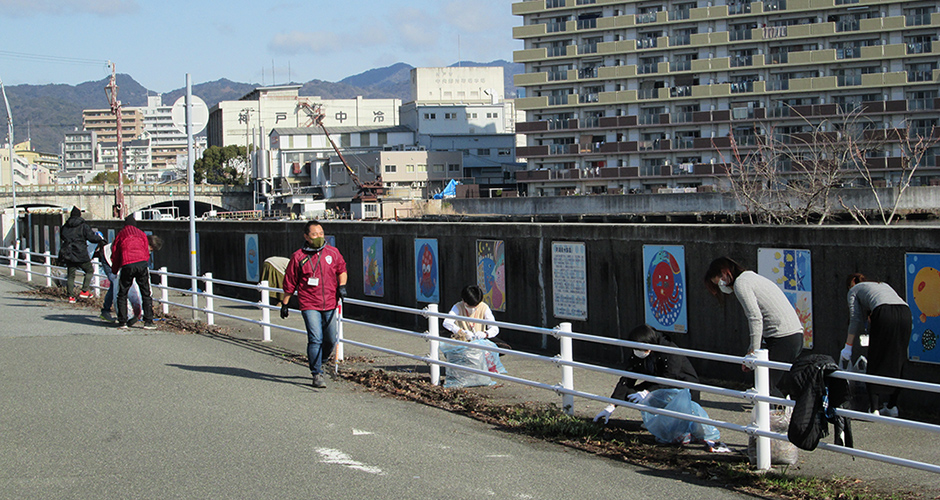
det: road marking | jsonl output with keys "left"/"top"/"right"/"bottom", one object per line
{"left": 315, "top": 447, "right": 385, "bottom": 475}
{"left": 352, "top": 429, "right": 373, "bottom": 435}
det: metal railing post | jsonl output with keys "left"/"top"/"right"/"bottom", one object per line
{"left": 336, "top": 300, "right": 344, "bottom": 362}
{"left": 44, "top": 251, "right": 52, "bottom": 287}
{"left": 559, "top": 322, "right": 574, "bottom": 415}
{"left": 427, "top": 304, "right": 440, "bottom": 386}
{"left": 204, "top": 272, "right": 214, "bottom": 325}
{"left": 260, "top": 280, "right": 271, "bottom": 342}
{"left": 24, "top": 248, "right": 31, "bottom": 282}
{"left": 8, "top": 246, "right": 14, "bottom": 276}
{"left": 92, "top": 261, "right": 100, "bottom": 296}
{"left": 753, "top": 349, "right": 771, "bottom": 471}
{"left": 160, "top": 267, "right": 169, "bottom": 315}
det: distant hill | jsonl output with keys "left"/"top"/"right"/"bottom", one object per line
{"left": 4, "top": 60, "right": 523, "bottom": 154}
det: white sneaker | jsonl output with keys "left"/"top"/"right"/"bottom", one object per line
{"left": 880, "top": 405, "right": 899, "bottom": 418}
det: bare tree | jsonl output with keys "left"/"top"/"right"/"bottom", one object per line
{"left": 843, "top": 124, "right": 940, "bottom": 225}
{"left": 719, "top": 108, "right": 869, "bottom": 224}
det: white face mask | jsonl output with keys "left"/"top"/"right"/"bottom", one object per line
{"left": 633, "top": 349, "right": 651, "bottom": 359}
{"left": 718, "top": 279, "right": 734, "bottom": 295}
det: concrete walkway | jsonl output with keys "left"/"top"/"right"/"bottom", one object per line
{"left": 3, "top": 269, "right": 938, "bottom": 498}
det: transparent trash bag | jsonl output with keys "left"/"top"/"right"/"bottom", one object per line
{"left": 641, "top": 388, "right": 720, "bottom": 444}
{"left": 441, "top": 339, "right": 506, "bottom": 388}
{"left": 748, "top": 407, "right": 799, "bottom": 465}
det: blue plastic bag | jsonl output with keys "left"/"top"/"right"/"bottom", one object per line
{"left": 641, "top": 388, "right": 720, "bottom": 444}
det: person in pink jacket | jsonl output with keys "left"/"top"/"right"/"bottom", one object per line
{"left": 281, "top": 221, "right": 347, "bottom": 388}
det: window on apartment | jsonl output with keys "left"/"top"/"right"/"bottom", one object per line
{"left": 418, "top": 164, "right": 427, "bottom": 172}
{"left": 377, "top": 132, "right": 387, "bottom": 147}
{"left": 486, "top": 112, "right": 499, "bottom": 119}
{"left": 444, "top": 113, "right": 457, "bottom": 120}
{"left": 406, "top": 164, "right": 415, "bottom": 172}
{"left": 385, "top": 165, "right": 397, "bottom": 173}
{"left": 432, "top": 164, "right": 444, "bottom": 172}
{"left": 424, "top": 113, "right": 437, "bottom": 120}
{"left": 448, "top": 164, "right": 461, "bottom": 172}
{"left": 469, "top": 113, "right": 478, "bottom": 118}
{"left": 360, "top": 133, "right": 371, "bottom": 147}
{"left": 498, "top": 149, "right": 511, "bottom": 156}
{"left": 478, "top": 148, "right": 491, "bottom": 156}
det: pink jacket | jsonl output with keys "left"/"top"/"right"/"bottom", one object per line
{"left": 283, "top": 245, "right": 347, "bottom": 311}
{"left": 111, "top": 225, "right": 150, "bottom": 270}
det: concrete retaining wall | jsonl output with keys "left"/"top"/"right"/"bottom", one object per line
{"left": 29, "top": 213, "right": 940, "bottom": 411}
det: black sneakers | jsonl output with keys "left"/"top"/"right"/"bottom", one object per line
{"left": 143, "top": 321, "right": 156, "bottom": 330}
{"left": 127, "top": 317, "right": 139, "bottom": 328}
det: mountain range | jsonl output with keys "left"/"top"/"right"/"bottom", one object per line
{"left": 5, "top": 60, "right": 523, "bottom": 155}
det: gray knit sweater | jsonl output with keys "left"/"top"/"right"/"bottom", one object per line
{"left": 733, "top": 271, "right": 804, "bottom": 352}
{"left": 847, "top": 281, "right": 907, "bottom": 338}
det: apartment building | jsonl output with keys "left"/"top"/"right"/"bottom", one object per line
{"left": 512, "top": 0, "right": 940, "bottom": 196}
{"left": 82, "top": 108, "right": 144, "bottom": 144}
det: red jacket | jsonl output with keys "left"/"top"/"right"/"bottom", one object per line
{"left": 283, "top": 245, "right": 347, "bottom": 311}
{"left": 111, "top": 225, "right": 150, "bottom": 271}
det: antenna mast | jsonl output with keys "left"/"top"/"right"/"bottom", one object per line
{"left": 105, "top": 61, "right": 125, "bottom": 219}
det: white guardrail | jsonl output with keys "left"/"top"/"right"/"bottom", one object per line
{"left": 5, "top": 245, "right": 940, "bottom": 474}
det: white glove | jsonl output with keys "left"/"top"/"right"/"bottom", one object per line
{"left": 593, "top": 404, "right": 616, "bottom": 424}
{"left": 627, "top": 390, "right": 650, "bottom": 404}
{"left": 840, "top": 343, "right": 852, "bottom": 362}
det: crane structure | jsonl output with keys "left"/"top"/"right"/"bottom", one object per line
{"left": 105, "top": 62, "right": 125, "bottom": 219}
{"left": 309, "top": 106, "right": 384, "bottom": 201}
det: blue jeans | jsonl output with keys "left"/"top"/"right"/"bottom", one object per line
{"left": 301, "top": 309, "right": 338, "bottom": 375}
{"left": 101, "top": 262, "right": 117, "bottom": 314}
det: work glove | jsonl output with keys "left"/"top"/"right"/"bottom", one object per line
{"left": 337, "top": 285, "right": 347, "bottom": 300}
{"left": 452, "top": 329, "right": 471, "bottom": 342}
{"left": 627, "top": 390, "right": 650, "bottom": 404}
{"left": 280, "top": 303, "right": 290, "bottom": 319}
{"left": 840, "top": 344, "right": 852, "bottom": 362}
{"left": 593, "top": 404, "right": 616, "bottom": 424}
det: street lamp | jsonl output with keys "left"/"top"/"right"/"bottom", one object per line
{"left": 0, "top": 77, "right": 17, "bottom": 248}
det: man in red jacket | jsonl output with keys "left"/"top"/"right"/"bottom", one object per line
{"left": 281, "top": 221, "right": 347, "bottom": 388}
{"left": 111, "top": 215, "right": 156, "bottom": 330}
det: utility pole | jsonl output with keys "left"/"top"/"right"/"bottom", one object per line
{"left": 0, "top": 78, "right": 17, "bottom": 247}
{"left": 105, "top": 61, "right": 125, "bottom": 219}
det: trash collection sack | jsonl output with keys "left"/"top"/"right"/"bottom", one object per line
{"left": 641, "top": 388, "right": 720, "bottom": 444}
{"left": 748, "top": 407, "right": 799, "bottom": 465}
{"left": 441, "top": 339, "right": 506, "bottom": 388}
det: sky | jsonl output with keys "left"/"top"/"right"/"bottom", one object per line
{"left": 0, "top": 0, "right": 523, "bottom": 94}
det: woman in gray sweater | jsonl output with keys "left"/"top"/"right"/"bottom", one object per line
{"left": 842, "top": 273, "right": 910, "bottom": 416}
{"left": 704, "top": 257, "right": 804, "bottom": 397}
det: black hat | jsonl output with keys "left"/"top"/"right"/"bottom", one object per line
{"left": 70, "top": 206, "right": 81, "bottom": 218}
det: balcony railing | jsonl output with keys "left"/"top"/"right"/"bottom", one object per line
{"left": 638, "top": 88, "right": 659, "bottom": 99}
{"left": 908, "top": 70, "right": 935, "bottom": 82}
{"left": 729, "top": 29, "right": 752, "bottom": 41}
{"left": 676, "top": 138, "right": 696, "bottom": 149}
{"left": 908, "top": 41, "right": 933, "bottom": 54}
{"left": 579, "top": 43, "right": 598, "bottom": 54}
{"left": 730, "top": 81, "right": 754, "bottom": 93}
{"left": 548, "top": 94, "right": 571, "bottom": 105}
{"left": 767, "top": 79, "right": 790, "bottom": 91}
{"left": 672, "top": 60, "right": 692, "bottom": 71}
{"left": 548, "top": 70, "right": 568, "bottom": 81}
{"left": 581, "top": 117, "right": 600, "bottom": 128}
{"left": 639, "top": 115, "right": 660, "bottom": 125}
{"left": 669, "top": 9, "right": 690, "bottom": 21}
{"left": 728, "top": 3, "right": 751, "bottom": 15}
{"left": 670, "top": 85, "right": 692, "bottom": 97}
{"left": 673, "top": 111, "right": 695, "bottom": 123}
{"left": 909, "top": 98, "right": 935, "bottom": 110}
{"left": 546, "top": 0, "right": 565, "bottom": 8}
{"left": 906, "top": 13, "right": 932, "bottom": 26}
{"left": 638, "top": 140, "right": 660, "bottom": 151}
{"left": 577, "top": 18, "right": 597, "bottom": 30}
{"left": 578, "top": 67, "right": 599, "bottom": 79}
{"left": 637, "top": 38, "right": 658, "bottom": 49}
{"left": 730, "top": 55, "right": 753, "bottom": 67}
{"left": 836, "top": 20, "right": 860, "bottom": 32}
{"left": 576, "top": 0, "right": 596, "bottom": 4}
{"left": 547, "top": 46, "right": 568, "bottom": 57}
{"left": 546, "top": 22, "right": 567, "bottom": 33}
{"left": 549, "top": 144, "right": 572, "bottom": 155}
{"left": 671, "top": 34, "right": 691, "bottom": 46}
{"left": 837, "top": 47, "right": 861, "bottom": 59}
{"left": 838, "top": 75, "right": 862, "bottom": 86}
{"left": 764, "top": 0, "right": 786, "bottom": 11}
{"left": 636, "top": 12, "right": 658, "bottom": 24}
{"left": 638, "top": 63, "right": 659, "bottom": 74}
{"left": 579, "top": 93, "right": 600, "bottom": 103}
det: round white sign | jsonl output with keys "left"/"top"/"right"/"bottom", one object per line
{"left": 171, "top": 95, "right": 209, "bottom": 134}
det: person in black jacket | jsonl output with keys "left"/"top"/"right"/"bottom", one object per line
{"left": 59, "top": 206, "right": 106, "bottom": 303}
{"left": 594, "top": 325, "right": 700, "bottom": 423}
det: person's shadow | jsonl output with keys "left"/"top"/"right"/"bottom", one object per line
{"left": 166, "top": 364, "right": 312, "bottom": 389}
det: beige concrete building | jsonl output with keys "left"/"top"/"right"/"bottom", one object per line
{"left": 512, "top": 0, "right": 940, "bottom": 196}
{"left": 82, "top": 108, "right": 144, "bottom": 145}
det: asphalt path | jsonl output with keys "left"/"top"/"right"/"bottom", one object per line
{"left": 0, "top": 276, "right": 751, "bottom": 500}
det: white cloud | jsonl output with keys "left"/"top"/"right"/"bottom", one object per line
{"left": 391, "top": 7, "right": 439, "bottom": 50}
{"left": 0, "top": 0, "right": 138, "bottom": 16}
{"left": 269, "top": 31, "right": 342, "bottom": 55}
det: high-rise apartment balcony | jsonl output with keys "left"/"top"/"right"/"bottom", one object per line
{"left": 730, "top": 55, "right": 753, "bottom": 67}
{"left": 637, "top": 38, "right": 658, "bottom": 49}
{"left": 577, "top": 18, "right": 597, "bottom": 30}
{"left": 836, "top": 47, "right": 861, "bottom": 59}
{"left": 908, "top": 41, "right": 933, "bottom": 54}
{"left": 906, "top": 13, "right": 932, "bottom": 26}
{"left": 636, "top": 12, "right": 658, "bottom": 24}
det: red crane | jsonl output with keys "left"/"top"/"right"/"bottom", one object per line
{"left": 310, "top": 107, "right": 384, "bottom": 201}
